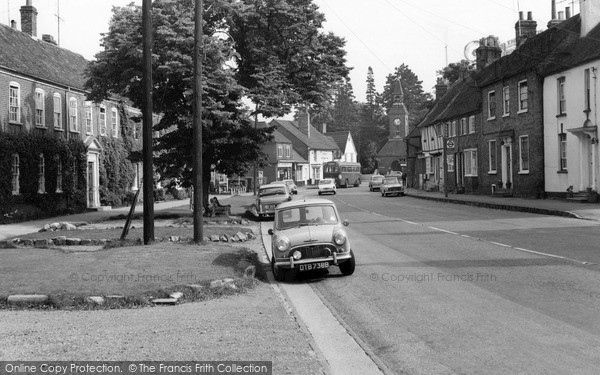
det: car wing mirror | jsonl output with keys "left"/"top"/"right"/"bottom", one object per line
{"left": 343, "top": 219, "right": 349, "bottom": 227}
{"left": 268, "top": 229, "right": 274, "bottom": 235}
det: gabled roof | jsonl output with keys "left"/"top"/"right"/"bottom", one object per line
{"left": 417, "top": 75, "right": 481, "bottom": 129}
{"left": 377, "top": 138, "right": 405, "bottom": 157}
{"left": 0, "top": 23, "right": 89, "bottom": 90}
{"left": 538, "top": 15, "right": 600, "bottom": 76}
{"left": 270, "top": 119, "right": 339, "bottom": 151}
{"left": 325, "top": 131, "right": 352, "bottom": 151}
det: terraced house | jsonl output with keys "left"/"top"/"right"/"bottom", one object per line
{"left": 0, "top": 1, "right": 142, "bottom": 220}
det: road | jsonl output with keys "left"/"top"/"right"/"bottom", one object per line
{"left": 295, "top": 186, "right": 600, "bottom": 374}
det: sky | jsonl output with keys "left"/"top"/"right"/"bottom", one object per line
{"left": 0, "top": 0, "right": 581, "bottom": 103}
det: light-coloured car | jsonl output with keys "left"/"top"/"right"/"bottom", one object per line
{"left": 318, "top": 178, "right": 336, "bottom": 195}
{"left": 380, "top": 176, "right": 405, "bottom": 197}
{"left": 369, "top": 175, "right": 384, "bottom": 191}
{"left": 268, "top": 198, "right": 355, "bottom": 281}
{"left": 282, "top": 179, "right": 298, "bottom": 195}
{"left": 255, "top": 183, "right": 292, "bottom": 219}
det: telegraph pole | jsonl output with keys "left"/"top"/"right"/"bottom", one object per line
{"left": 142, "top": 0, "right": 154, "bottom": 244}
{"left": 193, "top": 0, "right": 204, "bottom": 243}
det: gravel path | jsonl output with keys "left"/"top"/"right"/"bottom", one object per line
{"left": 0, "top": 282, "right": 326, "bottom": 374}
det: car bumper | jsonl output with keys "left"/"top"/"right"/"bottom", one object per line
{"left": 274, "top": 251, "right": 352, "bottom": 269}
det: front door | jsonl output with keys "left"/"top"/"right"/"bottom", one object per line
{"left": 86, "top": 153, "right": 99, "bottom": 208}
{"left": 501, "top": 143, "right": 513, "bottom": 187}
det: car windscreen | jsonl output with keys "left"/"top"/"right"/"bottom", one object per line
{"left": 259, "top": 187, "right": 286, "bottom": 196}
{"left": 319, "top": 179, "right": 333, "bottom": 185}
{"left": 384, "top": 177, "right": 399, "bottom": 184}
{"left": 277, "top": 205, "right": 339, "bottom": 230}
{"left": 372, "top": 176, "right": 384, "bottom": 181}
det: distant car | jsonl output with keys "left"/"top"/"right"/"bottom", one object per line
{"left": 268, "top": 198, "right": 355, "bottom": 281}
{"left": 369, "top": 175, "right": 384, "bottom": 191}
{"left": 318, "top": 178, "right": 337, "bottom": 195}
{"left": 380, "top": 176, "right": 405, "bottom": 197}
{"left": 255, "top": 183, "right": 292, "bottom": 218}
{"left": 282, "top": 179, "right": 298, "bottom": 195}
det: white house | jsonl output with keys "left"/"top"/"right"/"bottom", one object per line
{"left": 542, "top": 1, "right": 600, "bottom": 195}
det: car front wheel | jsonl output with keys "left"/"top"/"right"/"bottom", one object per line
{"left": 271, "top": 257, "right": 286, "bottom": 282}
{"left": 339, "top": 250, "right": 355, "bottom": 276}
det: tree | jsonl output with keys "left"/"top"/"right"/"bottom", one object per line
{"left": 85, "top": 0, "right": 274, "bottom": 209}
{"left": 436, "top": 59, "right": 475, "bottom": 85}
{"left": 365, "top": 66, "right": 377, "bottom": 106}
{"left": 228, "top": 0, "right": 350, "bottom": 118}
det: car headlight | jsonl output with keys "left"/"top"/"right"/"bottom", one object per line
{"left": 275, "top": 236, "right": 290, "bottom": 252}
{"left": 333, "top": 231, "right": 346, "bottom": 245}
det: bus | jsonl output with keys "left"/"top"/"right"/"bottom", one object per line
{"left": 323, "top": 161, "right": 362, "bottom": 188}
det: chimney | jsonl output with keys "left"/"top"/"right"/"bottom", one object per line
{"left": 20, "top": 0, "right": 38, "bottom": 37}
{"left": 298, "top": 110, "right": 310, "bottom": 138}
{"left": 515, "top": 11, "right": 537, "bottom": 48}
{"left": 581, "top": 0, "right": 600, "bottom": 37}
{"left": 322, "top": 123, "right": 327, "bottom": 134}
{"left": 11, "top": 20, "right": 17, "bottom": 29}
{"left": 435, "top": 79, "right": 448, "bottom": 101}
{"left": 565, "top": 6, "right": 571, "bottom": 19}
{"left": 42, "top": 34, "right": 57, "bottom": 45}
{"left": 475, "top": 36, "right": 502, "bottom": 70}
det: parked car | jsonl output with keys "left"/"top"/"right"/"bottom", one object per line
{"left": 268, "top": 198, "right": 356, "bottom": 281}
{"left": 380, "top": 176, "right": 405, "bottom": 197}
{"left": 255, "top": 183, "right": 292, "bottom": 219}
{"left": 318, "top": 178, "right": 337, "bottom": 195}
{"left": 369, "top": 175, "right": 384, "bottom": 191}
{"left": 282, "top": 179, "right": 298, "bottom": 195}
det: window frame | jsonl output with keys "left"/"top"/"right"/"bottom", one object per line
{"left": 111, "top": 107, "right": 119, "bottom": 138}
{"left": 69, "top": 97, "right": 79, "bottom": 133}
{"left": 463, "top": 148, "right": 478, "bottom": 177}
{"left": 277, "top": 145, "right": 283, "bottom": 158}
{"left": 557, "top": 77, "right": 566, "bottom": 115}
{"left": 9, "top": 82, "right": 21, "bottom": 124}
{"left": 35, "top": 88, "right": 46, "bottom": 128}
{"left": 38, "top": 153, "right": 46, "bottom": 194}
{"left": 12, "top": 153, "right": 20, "bottom": 195}
{"left": 488, "top": 140, "right": 497, "bottom": 174}
{"left": 446, "top": 155, "right": 454, "bottom": 173}
{"left": 518, "top": 80, "right": 528, "bottom": 113}
{"left": 53, "top": 93, "right": 63, "bottom": 130}
{"left": 559, "top": 133, "right": 567, "bottom": 172}
{"left": 502, "top": 86, "right": 510, "bottom": 116}
{"left": 85, "top": 101, "right": 93, "bottom": 135}
{"left": 487, "top": 91, "right": 496, "bottom": 120}
{"left": 99, "top": 106, "right": 107, "bottom": 136}
{"left": 460, "top": 118, "right": 467, "bottom": 135}
{"left": 285, "top": 144, "right": 291, "bottom": 158}
{"left": 468, "top": 116, "right": 475, "bottom": 134}
{"left": 56, "top": 156, "right": 63, "bottom": 193}
{"left": 519, "top": 135, "right": 530, "bottom": 173}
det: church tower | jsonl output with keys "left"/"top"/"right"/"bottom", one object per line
{"left": 376, "top": 78, "right": 410, "bottom": 175}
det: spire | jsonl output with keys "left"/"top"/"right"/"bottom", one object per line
{"left": 393, "top": 78, "right": 404, "bottom": 104}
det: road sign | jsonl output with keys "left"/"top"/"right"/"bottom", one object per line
{"left": 446, "top": 140, "right": 455, "bottom": 149}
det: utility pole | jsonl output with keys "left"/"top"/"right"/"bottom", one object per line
{"left": 253, "top": 107, "right": 258, "bottom": 195}
{"left": 193, "top": 0, "right": 204, "bottom": 243}
{"left": 142, "top": 0, "right": 154, "bottom": 244}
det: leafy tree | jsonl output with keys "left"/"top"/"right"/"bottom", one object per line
{"left": 228, "top": 0, "right": 350, "bottom": 118}
{"left": 436, "top": 59, "right": 475, "bottom": 85}
{"left": 365, "top": 66, "right": 377, "bottom": 106}
{"left": 85, "top": 0, "right": 273, "bottom": 208}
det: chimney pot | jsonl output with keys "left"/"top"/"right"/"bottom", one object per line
{"left": 527, "top": 11, "right": 532, "bottom": 20}
{"left": 10, "top": 20, "right": 17, "bottom": 29}
{"left": 20, "top": 1, "right": 38, "bottom": 37}
{"left": 565, "top": 7, "right": 571, "bottom": 19}
{"left": 519, "top": 11, "right": 524, "bottom": 21}
{"left": 558, "top": 11, "right": 564, "bottom": 20}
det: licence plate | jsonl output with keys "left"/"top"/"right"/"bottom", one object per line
{"left": 299, "top": 262, "right": 329, "bottom": 272}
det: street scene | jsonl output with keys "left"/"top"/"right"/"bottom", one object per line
{"left": 1, "top": 0, "right": 600, "bottom": 374}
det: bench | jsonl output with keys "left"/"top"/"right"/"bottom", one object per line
{"left": 209, "top": 197, "right": 231, "bottom": 217}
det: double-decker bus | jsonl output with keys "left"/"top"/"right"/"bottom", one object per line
{"left": 323, "top": 161, "right": 362, "bottom": 188}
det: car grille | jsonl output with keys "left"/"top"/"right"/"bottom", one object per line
{"left": 388, "top": 187, "right": 403, "bottom": 191}
{"left": 294, "top": 244, "right": 336, "bottom": 259}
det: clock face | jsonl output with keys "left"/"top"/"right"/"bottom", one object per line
{"left": 393, "top": 118, "right": 401, "bottom": 126}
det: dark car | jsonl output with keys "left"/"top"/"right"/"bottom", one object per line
{"left": 254, "top": 183, "right": 292, "bottom": 218}
{"left": 380, "top": 177, "right": 405, "bottom": 197}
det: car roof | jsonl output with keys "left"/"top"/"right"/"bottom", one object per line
{"left": 262, "top": 182, "right": 287, "bottom": 187}
{"left": 276, "top": 198, "right": 336, "bottom": 210}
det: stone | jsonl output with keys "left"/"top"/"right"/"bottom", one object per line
{"left": 50, "top": 222, "right": 61, "bottom": 230}
{"left": 7, "top": 294, "right": 49, "bottom": 304}
{"left": 210, "top": 235, "right": 220, "bottom": 242}
{"left": 188, "top": 284, "right": 204, "bottom": 292}
{"left": 80, "top": 239, "right": 92, "bottom": 245}
{"left": 169, "top": 292, "right": 184, "bottom": 300}
{"left": 241, "top": 219, "right": 251, "bottom": 225}
{"left": 246, "top": 232, "right": 256, "bottom": 240}
{"left": 105, "top": 295, "right": 125, "bottom": 303}
{"left": 170, "top": 236, "right": 180, "bottom": 242}
{"left": 60, "top": 222, "right": 77, "bottom": 231}
{"left": 210, "top": 279, "right": 224, "bottom": 289}
{"left": 244, "top": 265, "right": 257, "bottom": 278}
{"left": 21, "top": 239, "right": 33, "bottom": 247}
{"left": 53, "top": 236, "right": 67, "bottom": 246}
{"left": 42, "top": 224, "right": 50, "bottom": 231}
{"left": 85, "top": 296, "right": 105, "bottom": 305}
{"left": 152, "top": 298, "right": 177, "bottom": 305}
{"left": 203, "top": 237, "right": 210, "bottom": 242}
{"left": 65, "top": 238, "right": 82, "bottom": 246}
{"left": 219, "top": 234, "right": 229, "bottom": 242}
{"left": 223, "top": 277, "right": 235, "bottom": 284}
{"left": 235, "top": 231, "right": 247, "bottom": 241}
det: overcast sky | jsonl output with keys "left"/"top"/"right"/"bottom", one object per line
{"left": 1, "top": 0, "right": 580, "bottom": 103}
